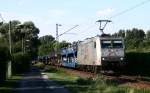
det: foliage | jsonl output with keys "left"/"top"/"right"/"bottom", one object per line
{"left": 38, "top": 35, "right": 56, "bottom": 56}
{"left": 45, "top": 66, "right": 150, "bottom": 93}
{"left": 38, "top": 35, "right": 71, "bottom": 56}
{"left": 0, "top": 20, "right": 40, "bottom": 75}
{"left": 33, "top": 62, "right": 45, "bottom": 69}
{"left": 0, "top": 45, "right": 11, "bottom": 62}
{"left": 0, "top": 44, "right": 10, "bottom": 82}
{"left": 0, "top": 20, "right": 40, "bottom": 59}
{"left": 124, "top": 52, "right": 150, "bottom": 76}
{"left": 12, "top": 52, "right": 31, "bottom": 74}
{"left": 112, "top": 28, "right": 149, "bottom": 50}
{"left": 59, "top": 40, "right": 71, "bottom": 48}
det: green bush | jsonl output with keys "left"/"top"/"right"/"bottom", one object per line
{"left": 43, "top": 65, "right": 63, "bottom": 73}
{"left": 33, "top": 62, "right": 45, "bottom": 69}
{"left": 77, "top": 77, "right": 94, "bottom": 85}
{"left": 125, "top": 52, "right": 150, "bottom": 76}
{"left": 0, "top": 45, "right": 10, "bottom": 82}
{"left": 12, "top": 52, "right": 31, "bottom": 74}
{"left": 0, "top": 45, "right": 11, "bottom": 62}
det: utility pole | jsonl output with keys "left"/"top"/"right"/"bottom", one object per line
{"left": 8, "top": 21, "right": 12, "bottom": 78}
{"left": 22, "top": 36, "right": 24, "bottom": 55}
{"left": 56, "top": 23, "right": 61, "bottom": 67}
{"left": 9, "top": 21, "right": 12, "bottom": 54}
{"left": 56, "top": 24, "right": 62, "bottom": 42}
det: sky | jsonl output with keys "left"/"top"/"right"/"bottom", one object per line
{"left": 0, "top": 0, "right": 150, "bottom": 42}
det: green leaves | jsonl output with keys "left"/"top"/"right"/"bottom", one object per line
{"left": 0, "top": 44, "right": 10, "bottom": 62}
{"left": 0, "top": 20, "right": 40, "bottom": 60}
{"left": 38, "top": 35, "right": 71, "bottom": 56}
{"left": 114, "top": 28, "right": 150, "bottom": 51}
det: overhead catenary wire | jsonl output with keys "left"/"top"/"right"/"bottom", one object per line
{"left": 109, "top": 0, "right": 150, "bottom": 19}
{"left": 58, "top": 25, "right": 78, "bottom": 37}
{"left": 79, "top": 0, "right": 150, "bottom": 35}
{"left": 0, "top": 13, "right": 5, "bottom": 22}
{"left": 78, "top": 23, "right": 96, "bottom": 34}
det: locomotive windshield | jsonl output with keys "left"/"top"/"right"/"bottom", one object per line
{"left": 101, "top": 40, "right": 112, "bottom": 48}
{"left": 101, "top": 40, "right": 123, "bottom": 48}
{"left": 113, "top": 40, "right": 123, "bottom": 48}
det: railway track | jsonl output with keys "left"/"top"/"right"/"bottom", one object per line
{"left": 50, "top": 66, "right": 150, "bottom": 89}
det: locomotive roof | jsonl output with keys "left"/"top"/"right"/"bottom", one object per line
{"left": 84, "top": 35, "right": 123, "bottom": 40}
{"left": 78, "top": 35, "right": 124, "bottom": 44}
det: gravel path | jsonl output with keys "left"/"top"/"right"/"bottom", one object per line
{"left": 12, "top": 67, "right": 70, "bottom": 93}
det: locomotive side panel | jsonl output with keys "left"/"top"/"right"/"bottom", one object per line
{"left": 77, "top": 37, "right": 99, "bottom": 65}
{"left": 95, "top": 37, "right": 102, "bottom": 65}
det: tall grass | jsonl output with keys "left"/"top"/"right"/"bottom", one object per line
{"left": 85, "top": 75, "right": 150, "bottom": 93}
{"left": 45, "top": 66, "right": 150, "bottom": 93}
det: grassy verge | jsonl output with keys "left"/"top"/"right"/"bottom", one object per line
{"left": 0, "top": 75, "right": 22, "bottom": 93}
{"left": 45, "top": 66, "right": 150, "bottom": 93}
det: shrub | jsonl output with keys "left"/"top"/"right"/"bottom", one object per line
{"left": 43, "top": 65, "right": 63, "bottom": 73}
{"left": 0, "top": 45, "right": 10, "bottom": 82}
{"left": 0, "top": 45, "right": 11, "bottom": 62}
{"left": 125, "top": 52, "right": 150, "bottom": 76}
{"left": 33, "top": 62, "right": 45, "bottom": 69}
{"left": 12, "top": 52, "right": 31, "bottom": 74}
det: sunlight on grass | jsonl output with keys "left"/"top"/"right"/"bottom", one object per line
{"left": 45, "top": 66, "right": 150, "bottom": 93}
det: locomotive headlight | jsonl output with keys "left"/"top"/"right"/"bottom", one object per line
{"left": 120, "top": 57, "right": 123, "bottom": 60}
{"left": 102, "top": 58, "right": 105, "bottom": 60}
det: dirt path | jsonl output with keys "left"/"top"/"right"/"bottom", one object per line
{"left": 11, "top": 67, "right": 70, "bottom": 93}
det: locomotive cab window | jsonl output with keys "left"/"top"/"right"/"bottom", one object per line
{"left": 113, "top": 40, "right": 123, "bottom": 48}
{"left": 101, "top": 40, "right": 112, "bottom": 48}
{"left": 94, "top": 42, "right": 96, "bottom": 48}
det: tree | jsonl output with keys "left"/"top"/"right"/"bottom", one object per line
{"left": 59, "top": 40, "right": 71, "bottom": 48}
{"left": 38, "top": 35, "right": 56, "bottom": 56}
{"left": 118, "top": 30, "right": 125, "bottom": 38}
{"left": 0, "top": 20, "right": 40, "bottom": 59}
{"left": 0, "top": 44, "right": 10, "bottom": 82}
{"left": 114, "top": 28, "right": 147, "bottom": 50}
{"left": 39, "top": 35, "right": 55, "bottom": 44}
{"left": 21, "top": 21, "right": 40, "bottom": 59}
{"left": 146, "top": 30, "right": 150, "bottom": 39}
{"left": 38, "top": 35, "right": 71, "bottom": 56}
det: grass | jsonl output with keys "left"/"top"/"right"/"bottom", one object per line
{"left": 0, "top": 75, "right": 22, "bottom": 93}
{"left": 45, "top": 66, "right": 150, "bottom": 93}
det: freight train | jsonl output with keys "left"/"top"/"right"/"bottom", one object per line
{"left": 38, "top": 20, "right": 125, "bottom": 72}
{"left": 61, "top": 35, "right": 125, "bottom": 71}
{"left": 38, "top": 35, "right": 125, "bottom": 72}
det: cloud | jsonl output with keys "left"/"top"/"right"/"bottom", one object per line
{"left": 47, "top": 9, "right": 67, "bottom": 18}
{"left": 96, "top": 8, "right": 114, "bottom": 17}
{"left": 17, "top": 0, "right": 26, "bottom": 6}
